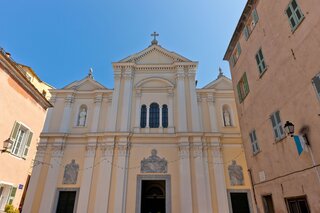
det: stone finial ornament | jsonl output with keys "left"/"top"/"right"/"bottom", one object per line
{"left": 217, "top": 67, "right": 224, "bottom": 79}
{"left": 141, "top": 149, "right": 167, "bottom": 173}
{"left": 88, "top": 68, "right": 93, "bottom": 79}
{"left": 151, "top": 32, "right": 159, "bottom": 45}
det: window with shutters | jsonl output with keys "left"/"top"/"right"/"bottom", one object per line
{"left": 237, "top": 73, "right": 250, "bottom": 103}
{"left": 249, "top": 130, "right": 260, "bottom": 154}
{"left": 230, "top": 42, "right": 242, "bottom": 67}
{"left": 243, "top": 8, "right": 259, "bottom": 41}
{"left": 7, "top": 121, "right": 33, "bottom": 158}
{"left": 255, "top": 48, "right": 267, "bottom": 75}
{"left": 286, "top": 0, "right": 304, "bottom": 31}
{"left": 8, "top": 186, "right": 17, "bottom": 205}
{"left": 270, "top": 111, "right": 285, "bottom": 141}
{"left": 312, "top": 73, "right": 320, "bottom": 100}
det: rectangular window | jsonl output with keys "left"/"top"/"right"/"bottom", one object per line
{"left": 8, "top": 121, "right": 33, "bottom": 158}
{"left": 237, "top": 72, "right": 250, "bottom": 103}
{"left": 262, "top": 195, "right": 275, "bottom": 213}
{"left": 286, "top": 0, "right": 304, "bottom": 31}
{"left": 270, "top": 111, "right": 285, "bottom": 141}
{"left": 249, "top": 130, "right": 260, "bottom": 154}
{"left": 243, "top": 8, "right": 259, "bottom": 41}
{"left": 255, "top": 48, "right": 267, "bottom": 75}
{"left": 286, "top": 196, "right": 310, "bottom": 213}
{"left": 8, "top": 186, "right": 17, "bottom": 205}
{"left": 230, "top": 42, "right": 242, "bottom": 67}
{"left": 312, "top": 74, "right": 320, "bottom": 99}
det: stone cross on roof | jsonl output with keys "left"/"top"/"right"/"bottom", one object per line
{"left": 151, "top": 31, "right": 159, "bottom": 45}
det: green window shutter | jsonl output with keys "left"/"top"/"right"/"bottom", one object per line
{"left": 23, "top": 131, "right": 33, "bottom": 158}
{"left": 237, "top": 83, "right": 243, "bottom": 103}
{"left": 8, "top": 186, "right": 17, "bottom": 204}
{"left": 236, "top": 42, "right": 242, "bottom": 55}
{"left": 9, "top": 122, "right": 21, "bottom": 151}
{"left": 243, "top": 73, "right": 250, "bottom": 95}
{"left": 252, "top": 8, "right": 259, "bottom": 24}
{"left": 243, "top": 26, "right": 250, "bottom": 41}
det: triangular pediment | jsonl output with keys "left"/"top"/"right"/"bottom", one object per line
{"left": 63, "top": 77, "right": 107, "bottom": 91}
{"left": 119, "top": 44, "right": 192, "bottom": 65}
{"left": 203, "top": 76, "right": 233, "bottom": 90}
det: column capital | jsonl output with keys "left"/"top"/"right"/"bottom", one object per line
{"left": 86, "top": 144, "right": 97, "bottom": 158}
{"left": 51, "top": 144, "right": 65, "bottom": 157}
{"left": 207, "top": 94, "right": 215, "bottom": 103}
{"left": 100, "top": 143, "right": 114, "bottom": 157}
{"left": 192, "top": 144, "right": 203, "bottom": 158}
{"left": 49, "top": 95, "right": 57, "bottom": 105}
{"left": 114, "top": 71, "right": 122, "bottom": 80}
{"left": 179, "top": 143, "right": 190, "bottom": 158}
{"left": 117, "top": 142, "right": 131, "bottom": 157}
{"left": 94, "top": 94, "right": 103, "bottom": 103}
{"left": 210, "top": 142, "right": 223, "bottom": 163}
{"left": 65, "top": 94, "right": 74, "bottom": 105}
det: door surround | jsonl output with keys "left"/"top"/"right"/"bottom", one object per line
{"left": 136, "top": 174, "right": 171, "bottom": 213}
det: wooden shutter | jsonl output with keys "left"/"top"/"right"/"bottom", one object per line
{"left": 243, "top": 73, "right": 250, "bottom": 95}
{"left": 237, "top": 83, "right": 243, "bottom": 103}
{"left": 22, "top": 131, "right": 33, "bottom": 158}
{"left": 8, "top": 122, "right": 21, "bottom": 151}
{"left": 252, "top": 8, "right": 259, "bottom": 24}
{"left": 236, "top": 42, "right": 242, "bottom": 55}
{"left": 243, "top": 26, "right": 250, "bottom": 41}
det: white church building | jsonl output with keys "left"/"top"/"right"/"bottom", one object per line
{"left": 22, "top": 35, "right": 254, "bottom": 213}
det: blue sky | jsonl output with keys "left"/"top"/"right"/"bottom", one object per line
{"left": 1, "top": 0, "right": 246, "bottom": 89}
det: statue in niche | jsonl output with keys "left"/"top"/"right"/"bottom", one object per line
{"left": 63, "top": 159, "right": 79, "bottom": 184}
{"left": 228, "top": 160, "right": 244, "bottom": 186}
{"left": 223, "top": 109, "right": 231, "bottom": 126}
{"left": 78, "top": 107, "right": 87, "bottom": 126}
{"left": 141, "top": 149, "right": 167, "bottom": 173}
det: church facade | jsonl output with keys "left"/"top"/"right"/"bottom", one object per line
{"left": 23, "top": 38, "right": 253, "bottom": 213}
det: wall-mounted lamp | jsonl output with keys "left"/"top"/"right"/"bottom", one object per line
{"left": 284, "top": 121, "right": 295, "bottom": 136}
{"left": 1, "top": 139, "right": 11, "bottom": 153}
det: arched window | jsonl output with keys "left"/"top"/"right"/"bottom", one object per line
{"left": 77, "top": 105, "right": 88, "bottom": 127}
{"left": 140, "top": 105, "right": 147, "bottom": 128}
{"left": 222, "top": 105, "right": 232, "bottom": 127}
{"left": 162, "top": 105, "right": 168, "bottom": 128}
{"left": 149, "top": 103, "right": 159, "bottom": 128}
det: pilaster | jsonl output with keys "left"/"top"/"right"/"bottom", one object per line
{"left": 23, "top": 142, "right": 48, "bottom": 212}
{"left": 39, "top": 141, "right": 65, "bottom": 213}
{"left": 77, "top": 142, "right": 97, "bottom": 213}
{"left": 207, "top": 94, "right": 219, "bottom": 132}
{"left": 187, "top": 68, "right": 201, "bottom": 131}
{"left": 178, "top": 138, "right": 193, "bottom": 213}
{"left": 42, "top": 95, "right": 56, "bottom": 132}
{"left": 193, "top": 138, "right": 213, "bottom": 213}
{"left": 120, "top": 67, "right": 134, "bottom": 131}
{"left": 176, "top": 66, "right": 187, "bottom": 132}
{"left": 91, "top": 94, "right": 103, "bottom": 132}
{"left": 211, "top": 142, "right": 230, "bottom": 213}
{"left": 59, "top": 94, "right": 74, "bottom": 133}
{"left": 114, "top": 139, "right": 131, "bottom": 213}
{"left": 107, "top": 69, "right": 121, "bottom": 131}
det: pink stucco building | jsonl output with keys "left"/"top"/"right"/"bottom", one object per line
{"left": 224, "top": 0, "right": 320, "bottom": 212}
{"left": 0, "top": 49, "right": 51, "bottom": 211}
